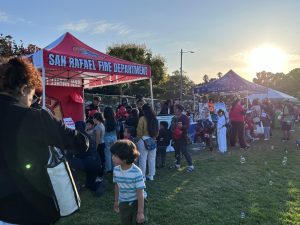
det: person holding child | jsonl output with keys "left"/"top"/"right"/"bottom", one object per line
{"left": 170, "top": 104, "right": 194, "bottom": 172}
{"left": 111, "top": 140, "right": 147, "bottom": 225}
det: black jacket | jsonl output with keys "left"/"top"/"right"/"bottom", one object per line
{"left": 0, "top": 94, "right": 88, "bottom": 225}
{"left": 157, "top": 128, "right": 171, "bottom": 147}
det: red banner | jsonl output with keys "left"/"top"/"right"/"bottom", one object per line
{"left": 43, "top": 51, "right": 151, "bottom": 77}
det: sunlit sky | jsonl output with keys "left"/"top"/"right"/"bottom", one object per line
{"left": 1, "top": 0, "right": 299, "bottom": 83}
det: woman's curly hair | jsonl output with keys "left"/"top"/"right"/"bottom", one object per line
{"left": 0, "top": 57, "right": 42, "bottom": 94}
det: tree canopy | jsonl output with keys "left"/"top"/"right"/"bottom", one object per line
{"left": 0, "top": 34, "right": 40, "bottom": 57}
{"left": 164, "top": 70, "right": 195, "bottom": 101}
{"left": 253, "top": 69, "right": 300, "bottom": 98}
{"left": 87, "top": 43, "right": 168, "bottom": 99}
{"left": 4, "top": 33, "right": 299, "bottom": 102}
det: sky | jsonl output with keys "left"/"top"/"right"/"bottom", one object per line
{"left": 1, "top": 0, "right": 299, "bottom": 83}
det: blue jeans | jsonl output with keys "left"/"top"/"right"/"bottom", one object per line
{"left": 104, "top": 134, "right": 117, "bottom": 172}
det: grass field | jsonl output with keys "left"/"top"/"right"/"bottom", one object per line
{"left": 58, "top": 127, "right": 300, "bottom": 225}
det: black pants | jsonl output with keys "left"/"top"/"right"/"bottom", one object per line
{"left": 174, "top": 140, "right": 193, "bottom": 166}
{"left": 69, "top": 155, "right": 101, "bottom": 191}
{"left": 97, "top": 143, "right": 105, "bottom": 177}
{"left": 156, "top": 146, "right": 167, "bottom": 167}
{"left": 230, "top": 121, "right": 246, "bottom": 148}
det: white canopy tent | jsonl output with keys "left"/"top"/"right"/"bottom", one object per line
{"left": 248, "top": 88, "right": 298, "bottom": 102}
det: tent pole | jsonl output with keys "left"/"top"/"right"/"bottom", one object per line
{"left": 193, "top": 92, "right": 195, "bottom": 113}
{"left": 149, "top": 78, "right": 154, "bottom": 109}
{"left": 42, "top": 66, "right": 46, "bottom": 109}
{"left": 82, "top": 79, "right": 85, "bottom": 121}
{"left": 246, "top": 90, "right": 249, "bottom": 109}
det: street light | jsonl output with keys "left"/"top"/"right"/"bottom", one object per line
{"left": 180, "top": 49, "right": 194, "bottom": 103}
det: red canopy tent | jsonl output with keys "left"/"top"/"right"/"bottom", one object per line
{"left": 29, "top": 32, "right": 152, "bottom": 121}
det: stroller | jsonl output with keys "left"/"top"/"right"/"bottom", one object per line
{"left": 195, "top": 119, "right": 215, "bottom": 151}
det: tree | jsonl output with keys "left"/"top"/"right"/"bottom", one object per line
{"left": 285, "top": 68, "right": 300, "bottom": 97}
{"left": 0, "top": 34, "right": 40, "bottom": 57}
{"left": 161, "top": 70, "right": 195, "bottom": 101}
{"left": 203, "top": 74, "right": 209, "bottom": 83}
{"left": 217, "top": 72, "right": 223, "bottom": 78}
{"left": 253, "top": 71, "right": 274, "bottom": 87}
{"left": 87, "top": 43, "right": 168, "bottom": 98}
{"left": 253, "top": 69, "right": 300, "bottom": 98}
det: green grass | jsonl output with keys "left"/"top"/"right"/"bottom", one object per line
{"left": 58, "top": 127, "right": 300, "bottom": 225}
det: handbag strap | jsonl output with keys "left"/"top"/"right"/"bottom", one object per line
{"left": 48, "top": 146, "right": 65, "bottom": 167}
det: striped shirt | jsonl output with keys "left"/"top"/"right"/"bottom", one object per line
{"left": 113, "top": 164, "right": 147, "bottom": 203}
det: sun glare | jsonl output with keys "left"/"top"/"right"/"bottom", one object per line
{"left": 247, "top": 44, "right": 287, "bottom": 74}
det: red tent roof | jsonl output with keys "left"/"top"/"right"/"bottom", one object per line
{"left": 31, "top": 32, "right": 151, "bottom": 89}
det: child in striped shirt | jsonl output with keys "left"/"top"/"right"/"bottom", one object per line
{"left": 111, "top": 140, "right": 147, "bottom": 225}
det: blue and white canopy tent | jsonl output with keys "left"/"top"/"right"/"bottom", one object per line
{"left": 194, "top": 70, "right": 267, "bottom": 95}
{"left": 193, "top": 70, "right": 267, "bottom": 109}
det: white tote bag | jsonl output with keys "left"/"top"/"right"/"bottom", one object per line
{"left": 47, "top": 146, "right": 80, "bottom": 217}
{"left": 166, "top": 140, "right": 175, "bottom": 152}
{"left": 256, "top": 122, "right": 264, "bottom": 135}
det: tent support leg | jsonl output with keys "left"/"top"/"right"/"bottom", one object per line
{"left": 246, "top": 90, "right": 249, "bottom": 109}
{"left": 149, "top": 78, "right": 154, "bottom": 109}
{"left": 193, "top": 92, "right": 195, "bottom": 113}
{"left": 82, "top": 79, "right": 85, "bottom": 121}
{"left": 42, "top": 66, "right": 46, "bottom": 109}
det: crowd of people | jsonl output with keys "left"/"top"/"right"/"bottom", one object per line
{"left": 1, "top": 57, "right": 299, "bottom": 225}
{"left": 72, "top": 96, "right": 195, "bottom": 224}
{"left": 0, "top": 55, "right": 196, "bottom": 225}
{"left": 193, "top": 96, "right": 299, "bottom": 155}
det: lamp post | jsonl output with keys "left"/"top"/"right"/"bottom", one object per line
{"left": 180, "top": 49, "right": 194, "bottom": 103}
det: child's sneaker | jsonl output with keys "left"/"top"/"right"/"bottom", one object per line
{"left": 146, "top": 175, "right": 154, "bottom": 181}
{"left": 175, "top": 164, "right": 181, "bottom": 169}
{"left": 187, "top": 165, "right": 194, "bottom": 172}
{"left": 95, "top": 176, "right": 103, "bottom": 182}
